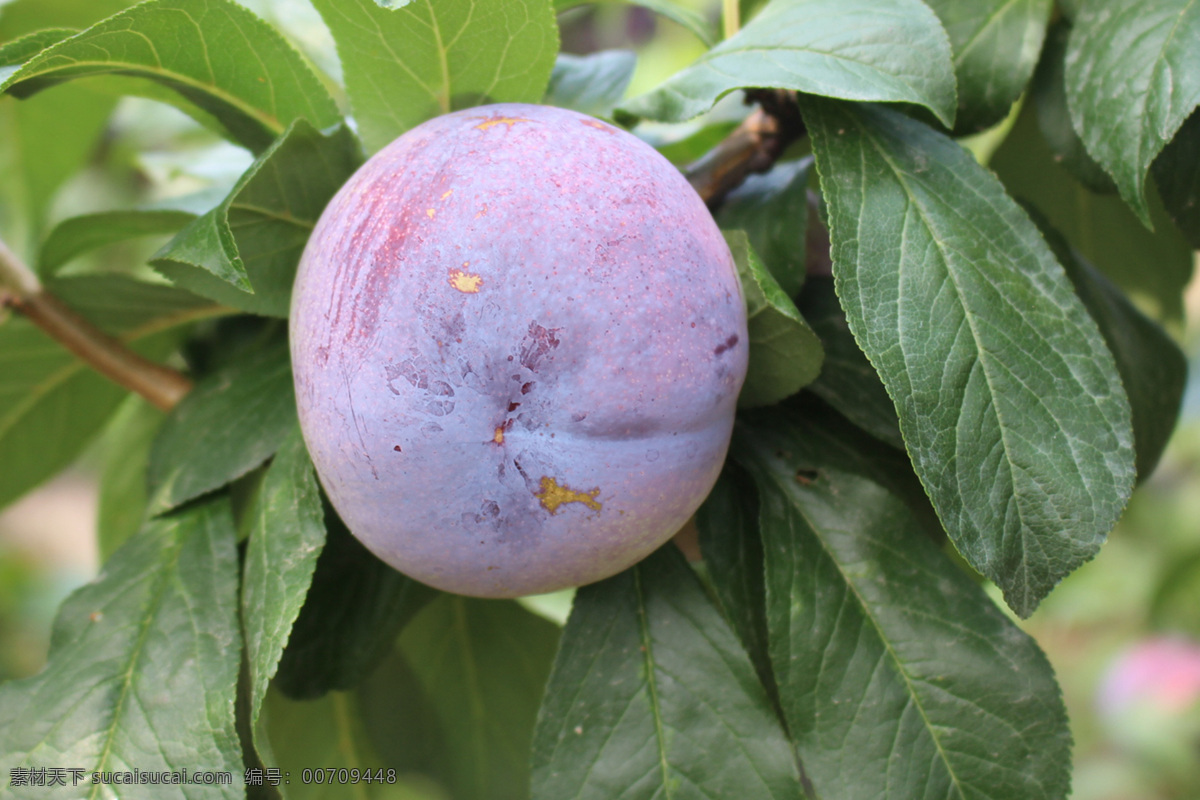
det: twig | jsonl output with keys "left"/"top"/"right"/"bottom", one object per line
{"left": 0, "top": 236, "right": 193, "bottom": 411}
{"left": 685, "top": 89, "right": 807, "bottom": 210}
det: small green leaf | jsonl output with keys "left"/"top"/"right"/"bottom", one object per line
{"left": 545, "top": 50, "right": 636, "bottom": 118}
{"left": 39, "top": 209, "right": 198, "bottom": 275}
{"left": 385, "top": 596, "right": 560, "bottom": 800}
{"left": 716, "top": 158, "right": 811, "bottom": 297}
{"left": 0, "top": 29, "right": 76, "bottom": 76}
{"left": 153, "top": 120, "right": 362, "bottom": 315}
{"left": 0, "top": 276, "right": 217, "bottom": 511}
{"left": 0, "top": 497, "right": 244, "bottom": 799}
{"left": 1065, "top": 0, "right": 1200, "bottom": 224}
{"left": 1152, "top": 109, "right": 1200, "bottom": 249}
{"left": 620, "top": 0, "right": 957, "bottom": 127}
{"left": 311, "top": 0, "right": 559, "bottom": 154}
{"left": 736, "top": 410, "right": 1071, "bottom": 800}
{"left": 531, "top": 543, "right": 800, "bottom": 799}
{"left": 991, "top": 91, "right": 1194, "bottom": 321}
{"left": 797, "top": 276, "right": 903, "bottom": 449}
{"left": 1033, "top": 214, "right": 1187, "bottom": 481}
{"left": 923, "top": 0, "right": 1052, "bottom": 133}
{"left": 805, "top": 97, "right": 1134, "bottom": 617}
{"left": 96, "top": 397, "right": 165, "bottom": 561}
{"left": 1031, "top": 21, "right": 1114, "bottom": 194}
{"left": 1, "top": 0, "right": 341, "bottom": 153}
{"left": 554, "top": 0, "right": 716, "bottom": 47}
{"left": 147, "top": 337, "right": 297, "bottom": 513}
{"left": 242, "top": 426, "right": 327, "bottom": 750}
{"left": 274, "top": 506, "right": 437, "bottom": 700}
{"left": 726, "top": 230, "right": 823, "bottom": 409}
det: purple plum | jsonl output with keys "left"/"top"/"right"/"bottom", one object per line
{"left": 290, "top": 103, "right": 748, "bottom": 597}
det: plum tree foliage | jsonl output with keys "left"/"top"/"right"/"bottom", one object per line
{"left": 0, "top": 0, "right": 1193, "bottom": 798}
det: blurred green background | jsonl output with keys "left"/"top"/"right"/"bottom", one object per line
{"left": 1, "top": 1, "right": 1197, "bottom": 797}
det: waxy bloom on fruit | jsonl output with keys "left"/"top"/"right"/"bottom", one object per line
{"left": 291, "top": 103, "right": 748, "bottom": 597}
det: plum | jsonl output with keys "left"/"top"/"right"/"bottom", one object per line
{"left": 290, "top": 103, "right": 748, "bottom": 597}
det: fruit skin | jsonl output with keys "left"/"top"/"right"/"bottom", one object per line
{"left": 290, "top": 103, "right": 748, "bottom": 597}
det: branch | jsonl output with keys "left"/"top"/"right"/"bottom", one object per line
{"left": 685, "top": 89, "right": 807, "bottom": 210}
{"left": 0, "top": 237, "right": 193, "bottom": 412}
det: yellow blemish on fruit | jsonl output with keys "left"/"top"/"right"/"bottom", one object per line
{"left": 448, "top": 268, "right": 483, "bottom": 293}
{"left": 441, "top": 190, "right": 453, "bottom": 200}
{"left": 581, "top": 119, "right": 615, "bottom": 133}
{"left": 426, "top": 208, "right": 436, "bottom": 218}
{"left": 493, "top": 426, "right": 505, "bottom": 444}
{"left": 474, "top": 116, "right": 532, "bottom": 131}
{"left": 535, "top": 477, "right": 602, "bottom": 514}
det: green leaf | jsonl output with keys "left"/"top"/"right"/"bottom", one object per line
{"left": 274, "top": 506, "right": 437, "bottom": 700}
{"left": 0, "top": 497, "right": 244, "bottom": 798}
{"left": 1, "top": 0, "right": 342, "bottom": 154}
{"left": 991, "top": 91, "right": 1194, "bottom": 321}
{"left": 694, "top": 464, "right": 774, "bottom": 697}
{"left": 531, "top": 543, "right": 800, "bottom": 799}
{"left": 0, "top": 84, "right": 116, "bottom": 258}
{"left": 1152, "top": 109, "right": 1200, "bottom": 248}
{"left": 0, "top": 0, "right": 135, "bottom": 40}
{"left": 619, "top": 0, "right": 957, "bottom": 127}
{"left": 725, "top": 230, "right": 823, "bottom": 409}
{"left": 797, "top": 276, "right": 903, "bottom": 449}
{"left": 1151, "top": 550, "right": 1200, "bottom": 637}
{"left": 923, "top": 0, "right": 1052, "bottom": 133}
{"left": 371, "top": 596, "right": 561, "bottom": 800}
{"left": 1032, "top": 214, "right": 1187, "bottom": 481}
{"left": 0, "top": 276, "right": 217, "bottom": 511}
{"left": 804, "top": 97, "right": 1134, "bottom": 617}
{"left": 1065, "top": 0, "right": 1200, "bottom": 224}
{"left": 147, "top": 336, "right": 297, "bottom": 513}
{"left": 545, "top": 50, "right": 636, "bottom": 118}
{"left": 39, "top": 209, "right": 198, "bottom": 274}
{"left": 554, "top": 0, "right": 716, "bottom": 47}
{"left": 0, "top": 29, "right": 76, "bottom": 76}
{"left": 311, "top": 0, "right": 559, "bottom": 154}
{"left": 153, "top": 120, "right": 362, "bottom": 315}
{"left": 716, "top": 158, "right": 811, "bottom": 297}
{"left": 242, "top": 426, "right": 327, "bottom": 749}
{"left": 736, "top": 409, "right": 1071, "bottom": 800}
{"left": 1030, "top": 20, "right": 1114, "bottom": 194}
{"left": 96, "top": 397, "right": 166, "bottom": 561}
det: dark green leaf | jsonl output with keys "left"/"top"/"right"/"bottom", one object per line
{"left": 1065, "top": 0, "right": 1200, "bottom": 224}
{"left": 311, "top": 0, "right": 559, "bottom": 154}
{"left": 923, "top": 0, "right": 1052, "bottom": 133}
{"left": 1152, "top": 109, "right": 1200, "bottom": 248}
{"left": 1031, "top": 20, "right": 1114, "bottom": 193}
{"left": 1033, "top": 214, "right": 1187, "bottom": 481}
{"left": 726, "top": 230, "right": 823, "bottom": 409}
{"left": 39, "top": 209, "right": 198, "bottom": 274}
{"left": 555, "top": 0, "right": 717, "bottom": 46}
{"left": 96, "top": 397, "right": 165, "bottom": 561}
{"left": 274, "top": 505, "right": 437, "bottom": 699}
{"left": 736, "top": 411, "right": 1071, "bottom": 800}
{"left": 0, "top": 498, "right": 244, "bottom": 798}
{"left": 717, "top": 158, "right": 811, "bottom": 297}
{"left": 383, "top": 595, "right": 560, "bottom": 800}
{"left": 531, "top": 544, "right": 801, "bottom": 800}
{"left": 153, "top": 120, "right": 361, "bottom": 315}
{"left": 1, "top": 0, "right": 341, "bottom": 153}
{"left": 797, "top": 276, "right": 903, "bottom": 449}
{"left": 694, "top": 464, "right": 774, "bottom": 697}
{"left": 804, "top": 97, "right": 1134, "bottom": 617}
{"left": 545, "top": 50, "right": 636, "bottom": 118}
{"left": 620, "top": 0, "right": 957, "bottom": 127}
{"left": 147, "top": 336, "right": 297, "bottom": 513}
{"left": 991, "top": 93, "right": 1194, "bottom": 321}
{"left": 242, "top": 426, "right": 327, "bottom": 747}
{"left": 0, "top": 276, "right": 217, "bottom": 510}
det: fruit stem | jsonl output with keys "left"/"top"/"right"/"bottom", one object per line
{"left": 723, "top": 0, "right": 740, "bottom": 39}
{"left": 685, "top": 89, "right": 806, "bottom": 209}
{"left": 0, "top": 236, "right": 193, "bottom": 412}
